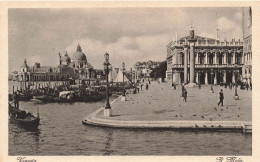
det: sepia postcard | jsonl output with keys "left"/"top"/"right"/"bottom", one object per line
{"left": 0, "top": 1, "right": 260, "bottom": 162}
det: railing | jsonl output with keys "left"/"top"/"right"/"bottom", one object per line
{"left": 172, "top": 41, "right": 243, "bottom": 47}
{"left": 172, "top": 64, "right": 243, "bottom": 68}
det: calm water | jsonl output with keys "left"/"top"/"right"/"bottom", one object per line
{"left": 8, "top": 82, "right": 252, "bottom": 155}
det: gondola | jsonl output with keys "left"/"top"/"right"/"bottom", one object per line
{"left": 8, "top": 93, "right": 33, "bottom": 101}
{"left": 33, "top": 95, "right": 75, "bottom": 103}
{"left": 8, "top": 103, "right": 40, "bottom": 129}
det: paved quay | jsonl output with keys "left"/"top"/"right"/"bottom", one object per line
{"left": 83, "top": 81, "right": 251, "bottom": 131}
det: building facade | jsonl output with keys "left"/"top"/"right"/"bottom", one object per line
{"left": 16, "top": 45, "right": 95, "bottom": 81}
{"left": 134, "top": 60, "right": 161, "bottom": 77}
{"left": 166, "top": 28, "right": 243, "bottom": 85}
{"left": 57, "top": 45, "right": 95, "bottom": 79}
{"left": 242, "top": 7, "right": 252, "bottom": 86}
{"left": 17, "top": 59, "right": 75, "bottom": 81}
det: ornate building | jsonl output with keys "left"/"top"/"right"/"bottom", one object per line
{"left": 242, "top": 7, "right": 252, "bottom": 86}
{"left": 134, "top": 60, "right": 161, "bottom": 77}
{"left": 166, "top": 28, "right": 243, "bottom": 85}
{"left": 57, "top": 45, "right": 95, "bottom": 79}
{"left": 16, "top": 45, "right": 95, "bottom": 81}
{"left": 17, "top": 58, "right": 75, "bottom": 81}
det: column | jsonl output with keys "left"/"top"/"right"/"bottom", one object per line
{"left": 189, "top": 42, "right": 195, "bottom": 84}
{"left": 223, "top": 70, "right": 226, "bottom": 83}
{"left": 214, "top": 53, "right": 217, "bottom": 64}
{"left": 214, "top": 71, "right": 218, "bottom": 84}
{"left": 205, "top": 53, "right": 208, "bottom": 64}
{"left": 233, "top": 53, "right": 236, "bottom": 64}
{"left": 188, "top": 51, "right": 190, "bottom": 64}
{"left": 242, "top": 52, "right": 244, "bottom": 64}
{"left": 196, "top": 72, "right": 199, "bottom": 83}
{"left": 178, "top": 53, "right": 182, "bottom": 65}
{"left": 205, "top": 72, "right": 208, "bottom": 85}
{"left": 246, "top": 68, "right": 249, "bottom": 83}
{"left": 196, "top": 53, "right": 199, "bottom": 64}
{"left": 184, "top": 45, "right": 189, "bottom": 84}
{"left": 223, "top": 52, "right": 227, "bottom": 64}
{"left": 232, "top": 71, "right": 235, "bottom": 83}
{"left": 174, "top": 72, "right": 181, "bottom": 84}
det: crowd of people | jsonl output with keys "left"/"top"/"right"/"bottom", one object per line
{"left": 132, "top": 78, "right": 151, "bottom": 94}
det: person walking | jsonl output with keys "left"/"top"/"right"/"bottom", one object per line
{"left": 140, "top": 84, "right": 143, "bottom": 90}
{"left": 12, "top": 92, "right": 19, "bottom": 108}
{"left": 181, "top": 84, "right": 185, "bottom": 97}
{"left": 146, "top": 83, "right": 149, "bottom": 90}
{"left": 246, "top": 82, "right": 249, "bottom": 91}
{"left": 183, "top": 89, "right": 187, "bottom": 102}
{"left": 218, "top": 89, "right": 224, "bottom": 106}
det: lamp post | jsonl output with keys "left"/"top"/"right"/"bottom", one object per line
{"left": 233, "top": 70, "right": 239, "bottom": 100}
{"left": 171, "top": 70, "right": 174, "bottom": 89}
{"left": 210, "top": 69, "right": 214, "bottom": 93}
{"left": 121, "top": 62, "right": 126, "bottom": 101}
{"left": 103, "top": 52, "right": 112, "bottom": 117}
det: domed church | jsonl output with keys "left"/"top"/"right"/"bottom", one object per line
{"left": 58, "top": 44, "right": 95, "bottom": 79}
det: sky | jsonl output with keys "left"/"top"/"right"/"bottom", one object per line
{"left": 8, "top": 7, "right": 243, "bottom": 73}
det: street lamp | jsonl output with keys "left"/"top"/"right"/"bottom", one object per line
{"left": 103, "top": 52, "right": 112, "bottom": 117}
{"left": 121, "top": 62, "right": 126, "bottom": 101}
{"left": 210, "top": 69, "right": 214, "bottom": 93}
{"left": 233, "top": 70, "right": 239, "bottom": 100}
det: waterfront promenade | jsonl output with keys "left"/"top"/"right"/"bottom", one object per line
{"left": 83, "top": 81, "right": 252, "bottom": 131}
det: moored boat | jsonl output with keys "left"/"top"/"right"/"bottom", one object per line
{"left": 8, "top": 103, "right": 40, "bottom": 129}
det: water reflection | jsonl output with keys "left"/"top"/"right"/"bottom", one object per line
{"left": 103, "top": 128, "right": 114, "bottom": 155}
{"left": 9, "top": 100, "right": 252, "bottom": 156}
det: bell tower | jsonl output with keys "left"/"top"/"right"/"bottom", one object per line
{"left": 216, "top": 24, "right": 220, "bottom": 41}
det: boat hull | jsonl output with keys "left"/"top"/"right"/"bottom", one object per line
{"left": 9, "top": 104, "right": 40, "bottom": 129}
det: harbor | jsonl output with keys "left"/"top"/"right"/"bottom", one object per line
{"left": 8, "top": 80, "right": 252, "bottom": 155}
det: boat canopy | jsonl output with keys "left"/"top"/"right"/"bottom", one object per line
{"left": 59, "top": 91, "right": 75, "bottom": 98}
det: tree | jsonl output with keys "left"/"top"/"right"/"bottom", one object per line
{"left": 150, "top": 61, "right": 167, "bottom": 79}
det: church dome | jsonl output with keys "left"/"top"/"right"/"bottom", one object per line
{"left": 72, "top": 45, "right": 87, "bottom": 63}
{"left": 61, "top": 51, "right": 71, "bottom": 62}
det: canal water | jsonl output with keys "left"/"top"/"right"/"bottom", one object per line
{"left": 8, "top": 81, "right": 252, "bottom": 155}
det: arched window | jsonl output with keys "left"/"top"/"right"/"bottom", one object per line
{"left": 218, "top": 53, "right": 223, "bottom": 65}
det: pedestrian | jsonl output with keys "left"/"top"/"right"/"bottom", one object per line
{"left": 133, "top": 85, "right": 137, "bottom": 94}
{"left": 183, "top": 89, "right": 187, "bottom": 102}
{"left": 12, "top": 92, "right": 19, "bottom": 108}
{"left": 140, "top": 84, "right": 143, "bottom": 90}
{"left": 246, "top": 83, "right": 249, "bottom": 91}
{"left": 218, "top": 89, "right": 224, "bottom": 107}
{"left": 181, "top": 84, "right": 185, "bottom": 97}
{"left": 146, "top": 83, "right": 149, "bottom": 90}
